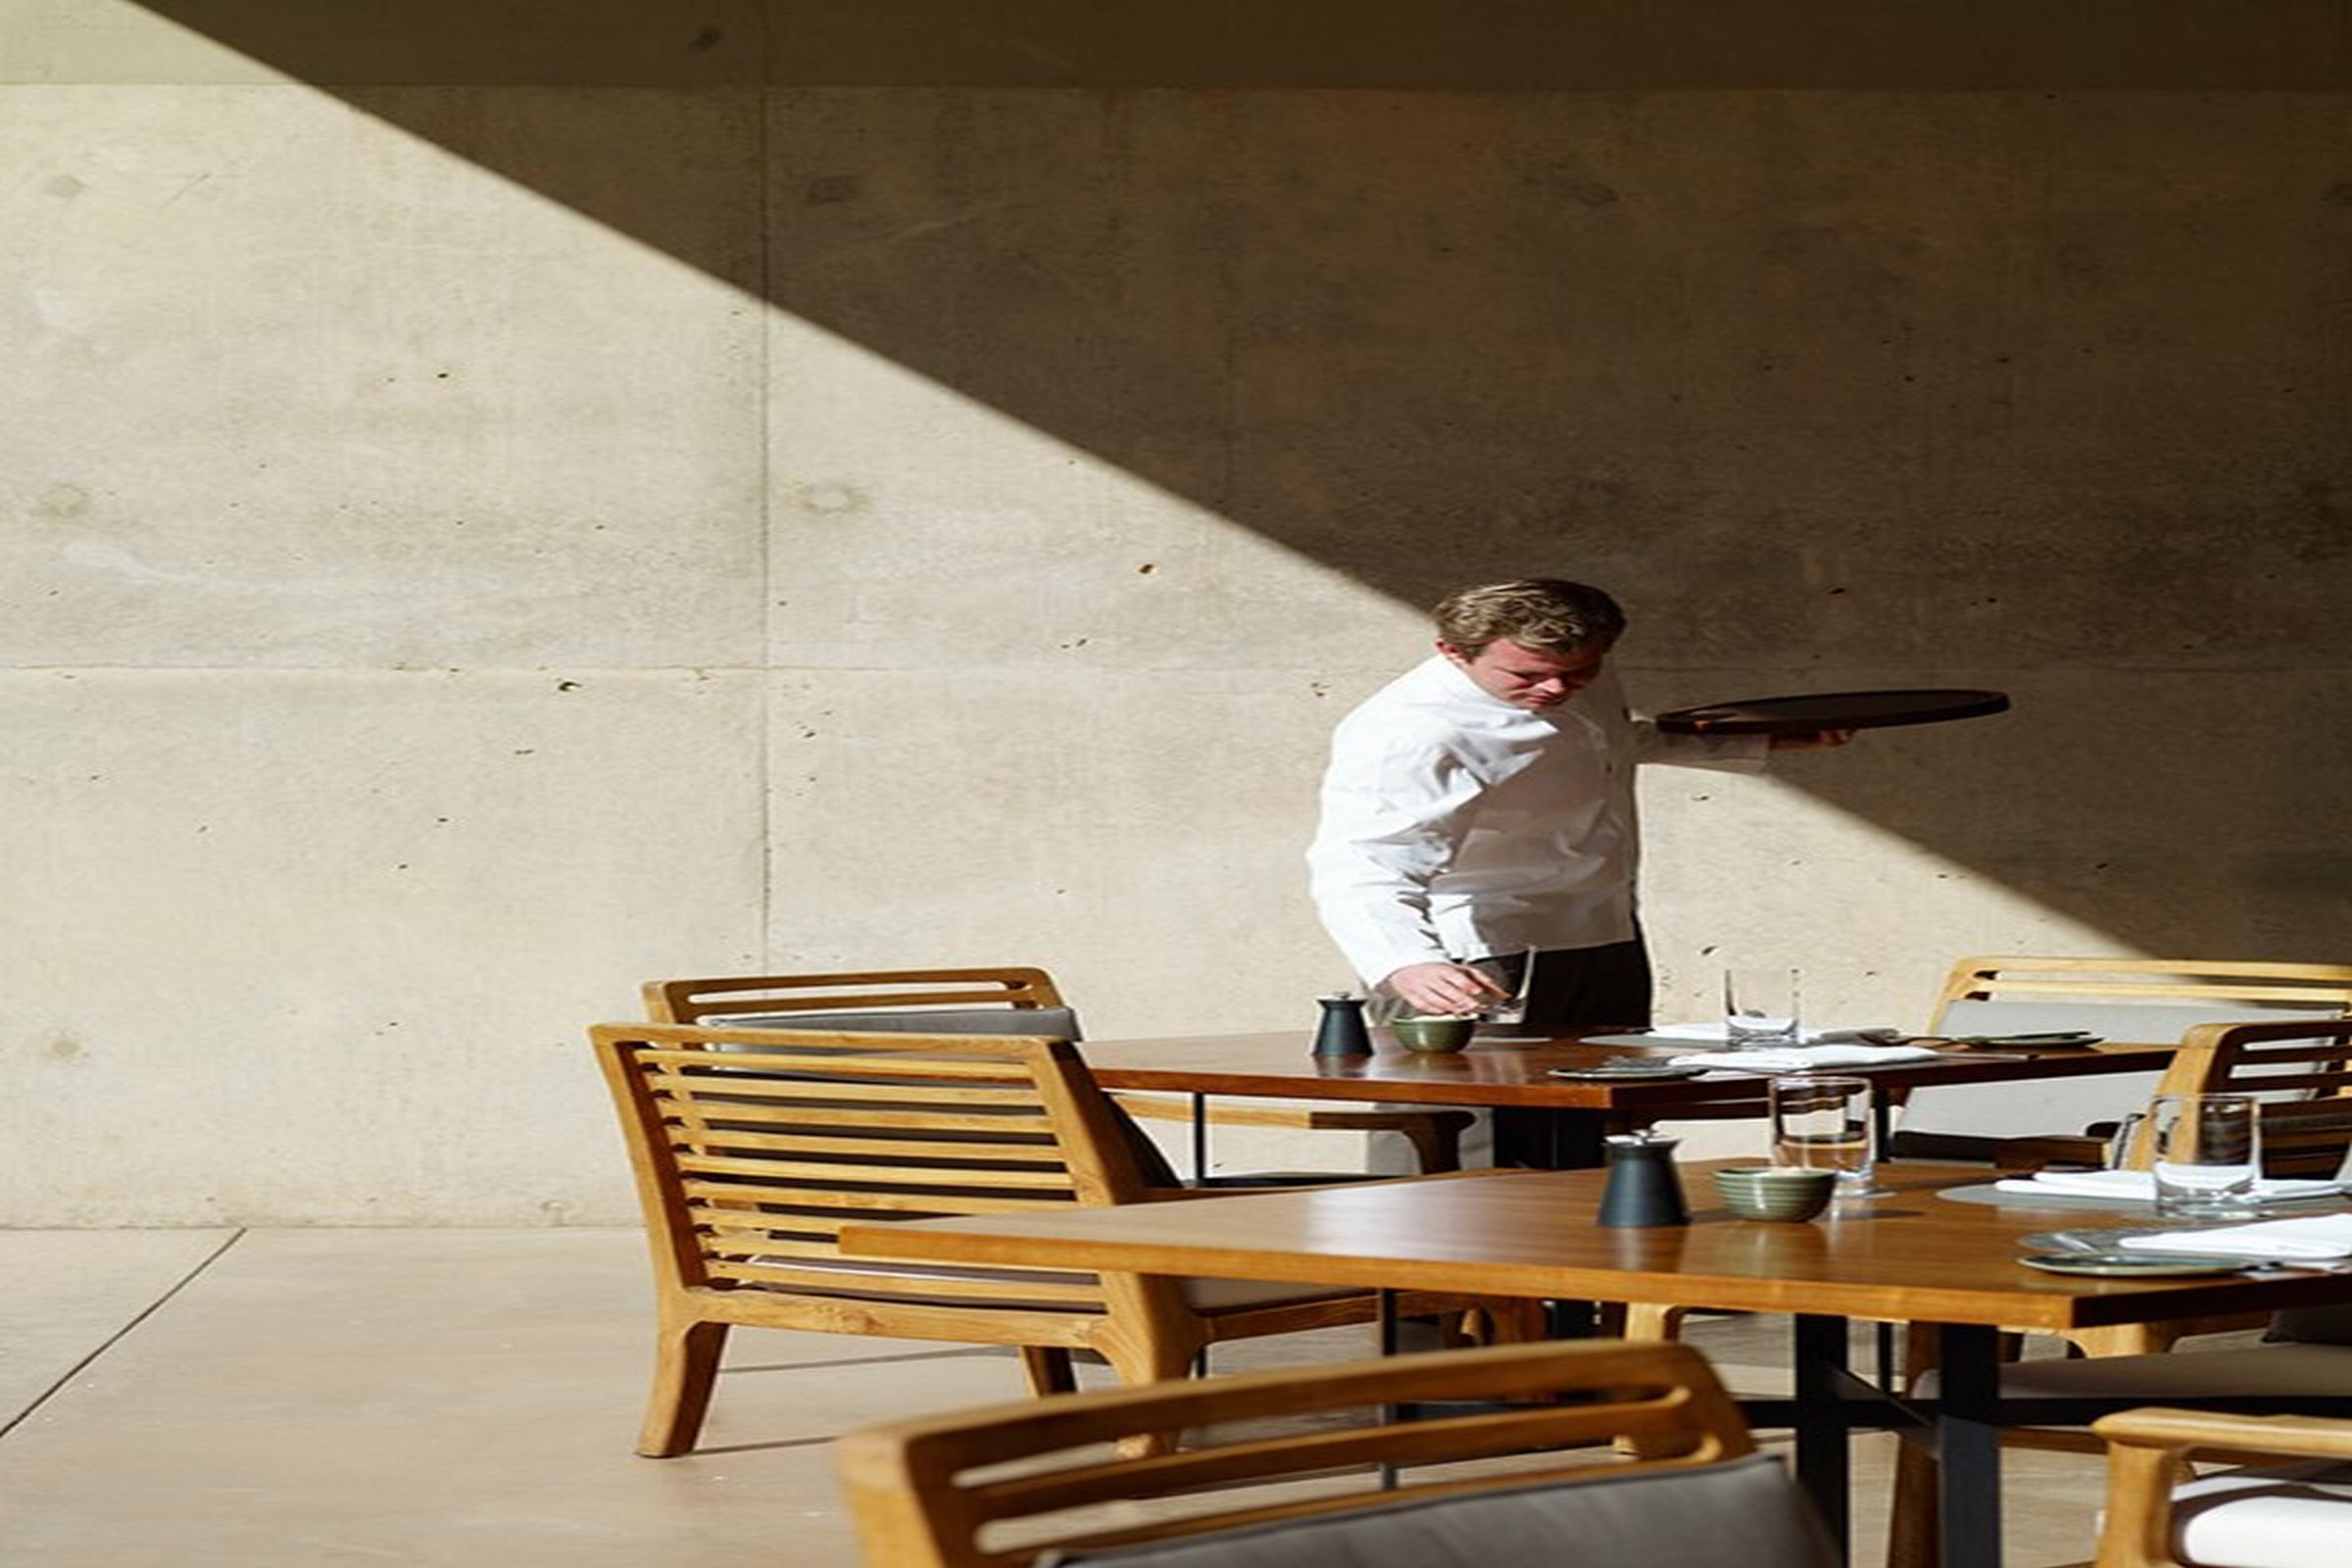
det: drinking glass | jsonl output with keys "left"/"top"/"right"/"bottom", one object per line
{"left": 1769, "top": 1074, "right": 1885, "bottom": 1199}
{"left": 1724, "top": 966, "right": 1801, "bottom": 1048}
{"left": 1456, "top": 948, "right": 1536, "bottom": 1029}
{"left": 2148, "top": 1093, "right": 2262, "bottom": 1219}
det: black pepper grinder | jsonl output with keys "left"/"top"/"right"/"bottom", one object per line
{"left": 1310, "top": 992, "right": 1374, "bottom": 1057}
{"left": 1596, "top": 1131, "right": 1689, "bottom": 1227}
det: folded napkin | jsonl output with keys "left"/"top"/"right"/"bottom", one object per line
{"left": 1994, "top": 1169, "right": 2343, "bottom": 1203}
{"left": 1666, "top": 1043, "right": 1944, "bottom": 1072}
{"left": 2119, "top": 1213, "right": 2352, "bottom": 1261}
{"left": 1652, "top": 1022, "right": 1904, "bottom": 1045}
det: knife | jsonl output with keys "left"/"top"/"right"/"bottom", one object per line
{"left": 1939, "top": 1031, "right": 2105, "bottom": 1049}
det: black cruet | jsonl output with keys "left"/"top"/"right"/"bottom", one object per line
{"left": 1310, "top": 992, "right": 1375, "bottom": 1057}
{"left": 1596, "top": 1130, "right": 1690, "bottom": 1227}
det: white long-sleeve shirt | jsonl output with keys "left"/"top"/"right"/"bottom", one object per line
{"left": 1306, "top": 655, "right": 1766, "bottom": 986}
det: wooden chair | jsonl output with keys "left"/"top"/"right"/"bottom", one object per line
{"left": 2042, "top": 1016, "right": 2352, "bottom": 1184}
{"left": 642, "top": 967, "right": 1476, "bottom": 1179}
{"left": 2093, "top": 1407, "right": 2352, "bottom": 1568}
{"left": 837, "top": 1340, "right": 1838, "bottom": 1568}
{"left": 1887, "top": 956, "right": 2352, "bottom": 1164}
{"left": 591, "top": 1021, "right": 1537, "bottom": 1457}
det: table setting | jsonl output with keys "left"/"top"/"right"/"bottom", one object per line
{"left": 2011, "top": 1215, "right": 2352, "bottom": 1277}
{"left": 1571, "top": 962, "right": 2088, "bottom": 1074}
{"left": 1944, "top": 1083, "right": 2352, "bottom": 1278}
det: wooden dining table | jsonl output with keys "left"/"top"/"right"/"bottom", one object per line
{"left": 844, "top": 1159, "right": 2352, "bottom": 1568}
{"left": 1079, "top": 1029, "right": 2181, "bottom": 1169}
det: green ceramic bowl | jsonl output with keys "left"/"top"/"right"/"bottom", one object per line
{"left": 1391, "top": 1015, "right": 1478, "bottom": 1054}
{"left": 1713, "top": 1165, "right": 1837, "bottom": 1221}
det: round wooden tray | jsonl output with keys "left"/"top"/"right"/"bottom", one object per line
{"left": 1652, "top": 688, "right": 2010, "bottom": 736}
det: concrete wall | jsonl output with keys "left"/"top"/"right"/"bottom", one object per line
{"left": 4, "top": 2, "right": 2346, "bottom": 1222}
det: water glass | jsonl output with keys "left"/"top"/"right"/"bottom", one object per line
{"left": 2149, "top": 1093, "right": 2262, "bottom": 1218}
{"left": 1456, "top": 948, "right": 1536, "bottom": 1028}
{"left": 1724, "top": 966, "right": 1800, "bottom": 1047}
{"left": 1769, "top": 1074, "right": 1880, "bottom": 1197}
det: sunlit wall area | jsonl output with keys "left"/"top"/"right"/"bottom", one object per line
{"left": 3, "top": 3, "right": 2345, "bottom": 1222}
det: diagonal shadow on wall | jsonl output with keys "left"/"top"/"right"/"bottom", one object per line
{"left": 125, "top": 2, "right": 2352, "bottom": 960}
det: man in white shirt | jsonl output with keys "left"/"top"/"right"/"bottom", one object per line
{"left": 1309, "top": 578, "right": 1845, "bottom": 1044}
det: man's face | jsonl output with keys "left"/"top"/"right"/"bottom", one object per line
{"left": 1439, "top": 637, "right": 1609, "bottom": 711}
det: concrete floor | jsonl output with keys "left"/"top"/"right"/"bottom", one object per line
{"left": 0, "top": 1227, "right": 2125, "bottom": 1566}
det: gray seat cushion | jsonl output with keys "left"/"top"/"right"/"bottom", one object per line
{"left": 1179, "top": 1275, "right": 1360, "bottom": 1312}
{"left": 1042, "top": 1452, "right": 1836, "bottom": 1568}
{"left": 725, "top": 1005, "right": 1083, "bottom": 1040}
{"left": 2267, "top": 1302, "right": 2352, "bottom": 1347}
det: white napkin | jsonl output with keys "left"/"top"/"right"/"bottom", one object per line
{"left": 1666, "top": 1043, "right": 1944, "bottom": 1072}
{"left": 1994, "top": 1169, "right": 2343, "bottom": 1203}
{"left": 2119, "top": 1213, "right": 2352, "bottom": 1261}
{"left": 1651, "top": 1023, "right": 1905, "bottom": 1045}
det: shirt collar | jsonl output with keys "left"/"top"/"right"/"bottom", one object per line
{"left": 1424, "top": 653, "right": 1592, "bottom": 725}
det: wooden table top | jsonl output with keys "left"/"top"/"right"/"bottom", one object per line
{"left": 1077, "top": 1031, "right": 2180, "bottom": 1110}
{"left": 848, "top": 1160, "right": 2352, "bottom": 1334}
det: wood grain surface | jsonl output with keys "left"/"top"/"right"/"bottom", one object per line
{"left": 849, "top": 1159, "right": 2352, "bottom": 1334}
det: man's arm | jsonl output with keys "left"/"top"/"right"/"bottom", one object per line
{"left": 1305, "top": 731, "right": 1505, "bottom": 1014}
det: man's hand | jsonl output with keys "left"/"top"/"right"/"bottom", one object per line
{"left": 1384, "top": 961, "right": 1509, "bottom": 1017}
{"left": 1768, "top": 728, "right": 1857, "bottom": 751}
